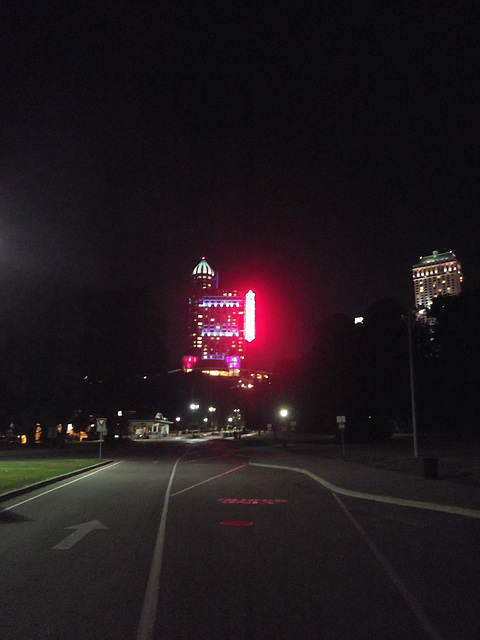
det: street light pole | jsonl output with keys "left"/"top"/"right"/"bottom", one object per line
{"left": 189, "top": 403, "right": 199, "bottom": 433}
{"left": 279, "top": 408, "right": 288, "bottom": 448}
{"left": 407, "top": 311, "right": 419, "bottom": 458}
{"left": 208, "top": 406, "right": 216, "bottom": 431}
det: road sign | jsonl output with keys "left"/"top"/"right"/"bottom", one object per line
{"left": 338, "top": 423, "right": 345, "bottom": 430}
{"left": 336, "top": 415, "right": 346, "bottom": 424}
{"left": 96, "top": 418, "right": 107, "bottom": 434}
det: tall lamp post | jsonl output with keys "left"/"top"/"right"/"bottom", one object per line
{"left": 406, "top": 311, "right": 419, "bottom": 457}
{"left": 208, "top": 406, "right": 216, "bottom": 431}
{"left": 279, "top": 408, "right": 289, "bottom": 448}
{"left": 189, "top": 403, "right": 199, "bottom": 432}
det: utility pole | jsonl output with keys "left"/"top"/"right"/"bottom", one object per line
{"left": 407, "top": 311, "right": 419, "bottom": 457}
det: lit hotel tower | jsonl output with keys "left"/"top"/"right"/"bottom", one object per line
{"left": 183, "top": 258, "right": 255, "bottom": 375}
{"left": 412, "top": 250, "right": 463, "bottom": 312}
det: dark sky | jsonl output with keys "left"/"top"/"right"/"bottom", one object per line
{"left": 1, "top": 2, "right": 478, "bottom": 367}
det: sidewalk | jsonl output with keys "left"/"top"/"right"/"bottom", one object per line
{"left": 242, "top": 434, "right": 480, "bottom": 514}
{"left": 247, "top": 432, "right": 480, "bottom": 482}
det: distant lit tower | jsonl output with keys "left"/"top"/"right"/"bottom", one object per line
{"left": 191, "top": 256, "right": 216, "bottom": 291}
{"left": 412, "top": 250, "right": 463, "bottom": 314}
{"left": 183, "top": 258, "right": 255, "bottom": 375}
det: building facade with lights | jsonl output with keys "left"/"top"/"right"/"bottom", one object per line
{"left": 183, "top": 258, "right": 255, "bottom": 375}
{"left": 412, "top": 250, "right": 463, "bottom": 312}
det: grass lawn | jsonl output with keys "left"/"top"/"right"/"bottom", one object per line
{"left": 0, "top": 459, "right": 98, "bottom": 495}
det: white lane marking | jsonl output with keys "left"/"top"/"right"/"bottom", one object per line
{"left": 53, "top": 520, "right": 108, "bottom": 550}
{"left": 1, "top": 462, "right": 122, "bottom": 512}
{"left": 170, "top": 464, "right": 247, "bottom": 497}
{"left": 136, "top": 457, "right": 180, "bottom": 640}
{"left": 136, "top": 461, "right": 248, "bottom": 638}
{"left": 249, "top": 462, "right": 480, "bottom": 519}
{"left": 332, "top": 493, "right": 446, "bottom": 640}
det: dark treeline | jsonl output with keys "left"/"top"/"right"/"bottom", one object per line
{"left": 0, "top": 273, "right": 478, "bottom": 442}
{"left": 284, "top": 292, "right": 480, "bottom": 440}
{"left": 415, "top": 291, "right": 480, "bottom": 435}
{"left": 0, "top": 274, "right": 170, "bottom": 440}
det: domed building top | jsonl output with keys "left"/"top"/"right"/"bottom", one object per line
{"left": 192, "top": 257, "right": 215, "bottom": 290}
{"left": 192, "top": 257, "right": 214, "bottom": 277}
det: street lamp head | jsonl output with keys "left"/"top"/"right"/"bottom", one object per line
{"left": 279, "top": 408, "right": 288, "bottom": 418}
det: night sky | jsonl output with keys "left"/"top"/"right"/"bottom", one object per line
{"left": 1, "top": 2, "right": 478, "bottom": 367}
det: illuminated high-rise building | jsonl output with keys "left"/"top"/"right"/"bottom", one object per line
{"left": 412, "top": 250, "right": 463, "bottom": 311}
{"left": 183, "top": 258, "right": 255, "bottom": 375}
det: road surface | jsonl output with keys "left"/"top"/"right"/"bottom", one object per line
{"left": 1, "top": 438, "right": 479, "bottom": 639}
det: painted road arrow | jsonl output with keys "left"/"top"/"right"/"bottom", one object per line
{"left": 53, "top": 520, "right": 108, "bottom": 550}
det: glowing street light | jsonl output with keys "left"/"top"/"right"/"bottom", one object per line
{"left": 207, "top": 406, "right": 217, "bottom": 430}
{"left": 279, "top": 408, "right": 288, "bottom": 419}
{"left": 189, "top": 403, "right": 200, "bottom": 431}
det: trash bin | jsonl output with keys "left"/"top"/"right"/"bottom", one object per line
{"left": 423, "top": 457, "right": 438, "bottom": 479}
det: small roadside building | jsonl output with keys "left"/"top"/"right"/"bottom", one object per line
{"left": 128, "top": 413, "right": 173, "bottom": 439}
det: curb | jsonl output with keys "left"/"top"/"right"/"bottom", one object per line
{"left": 0, "top": 460, "right": 114, "bottom": 504}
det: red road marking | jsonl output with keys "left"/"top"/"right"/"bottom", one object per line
{"left": 218, "top": 498, "right": 288, "bottom": 504}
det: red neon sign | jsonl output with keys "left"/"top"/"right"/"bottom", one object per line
{"left": 244, "top": 289, "right": 255, "bottom": 342}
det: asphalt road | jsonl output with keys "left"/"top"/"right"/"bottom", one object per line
{"left": 1, "top": 438, "right": 479, "bottom": 640}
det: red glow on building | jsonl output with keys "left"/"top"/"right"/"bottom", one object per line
{"left": 182, "top": 355, "right": 199, "bottom": 372}
{"left": 185, "top": 258, "right": 256, "bottom": 373}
